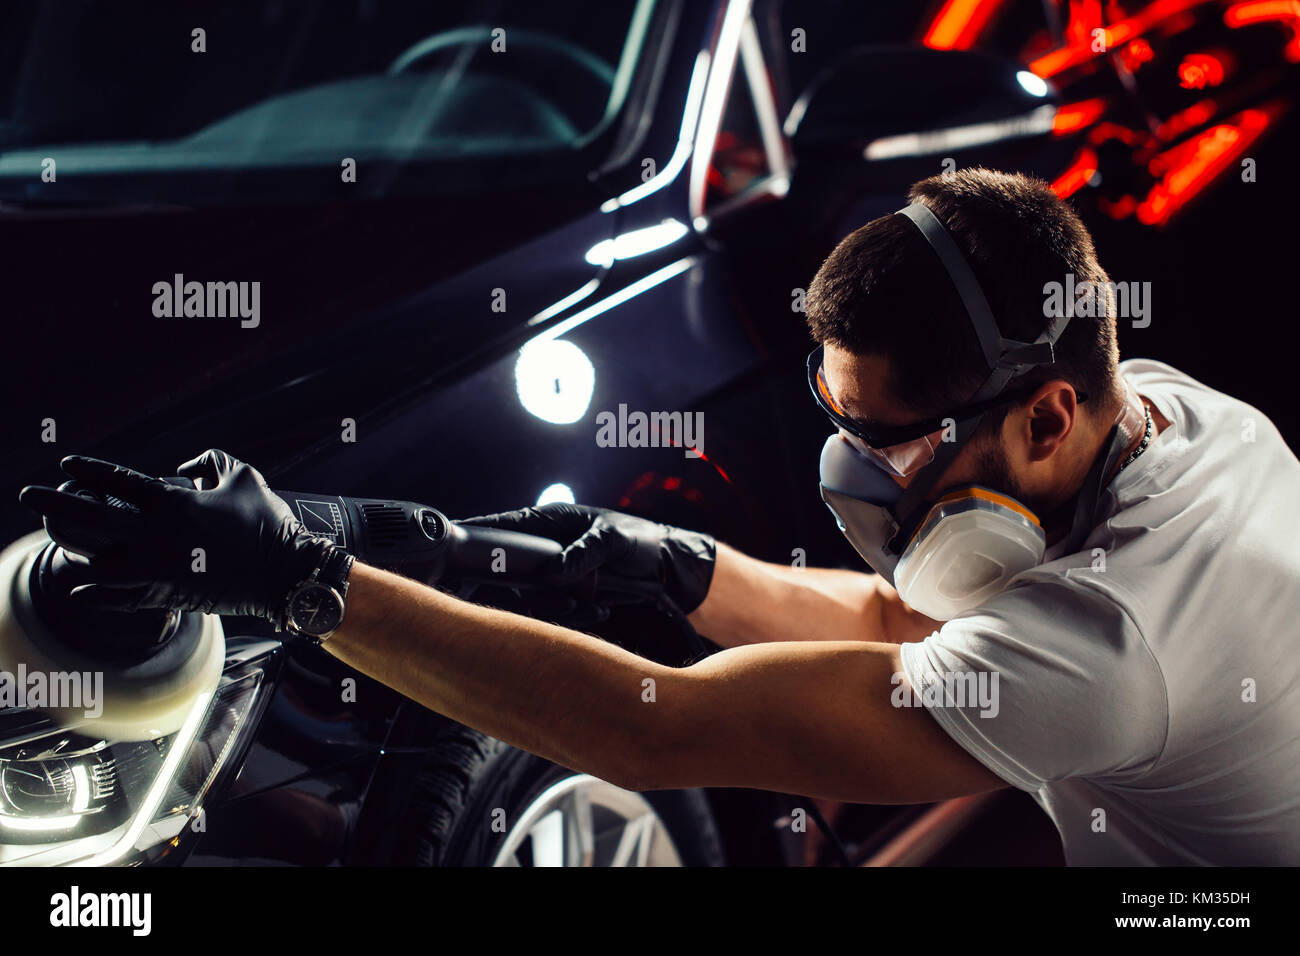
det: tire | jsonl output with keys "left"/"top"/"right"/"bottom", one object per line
{"left": 391, "top": 722, "right": 725, "bottom": 866}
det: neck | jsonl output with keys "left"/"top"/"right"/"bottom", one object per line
{"left": 1041, "top": 382, "right": 1145, "bottom": 546}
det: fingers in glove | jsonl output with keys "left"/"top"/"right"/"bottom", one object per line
{"left": 18, "top": 485, "right": 134, "bottom": 557}
{"left": 457, "top": 507, "right": 536, "bottom": 529}
{"left": 176, "top": 448, "right": 239, "bottom": 491}
{"left": 59, "top": 456, "right": 169, "bottom": 505}
{"left": 74, "top": 551, "right": 163, "bottom": 587}
{"left": 68, "top": 582, "right": 153, "bottom": 612}
{"left": 557, "top": 523, "right": 632, "bottom": 581}
{"left": 19, "top": 484, "right": 114, "bottom": 524}
{"left": 459, "top": 503, "right": 598, "bottom": 546}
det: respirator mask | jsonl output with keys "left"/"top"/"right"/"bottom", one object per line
{"left": 814, "top": 201, "right": 1126, "bottom": 621}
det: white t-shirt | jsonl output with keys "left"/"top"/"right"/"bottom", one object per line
{"left": 899, "top": 358, "right": 1300, "bottom": 865}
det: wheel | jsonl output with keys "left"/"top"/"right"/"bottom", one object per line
{"left": 392, "top": 722, "right": 725, "bottom": 866}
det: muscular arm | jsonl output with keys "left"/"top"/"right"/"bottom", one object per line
{"left": 325, "top": 561, "right": 1004, "bottom": 802}
{"left": 687, "top": 542, "right": 944, "bottom": 648}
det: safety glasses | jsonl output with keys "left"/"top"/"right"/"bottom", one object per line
{"left": 806, "top": 345, "right": 1083, "bottom": 477}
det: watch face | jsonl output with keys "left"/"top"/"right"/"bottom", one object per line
{"left": 288, "top": 582, "right": 345, "bottom": 636}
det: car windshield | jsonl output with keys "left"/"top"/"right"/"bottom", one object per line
{"left": 0, "top": 0, "right": 652, "bottom": 200}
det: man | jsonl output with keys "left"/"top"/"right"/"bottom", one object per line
{"left": 21, "top": 169, "right": 1300, "bottom": 865}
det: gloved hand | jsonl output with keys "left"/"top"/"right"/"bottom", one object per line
{"left": 459, "top": 503, "right": 716, "bottom": 617}
{"left": 18, "top": 449, "right": 337, "bottom": 621}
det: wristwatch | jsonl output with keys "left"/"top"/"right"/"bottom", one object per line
{"left": 281, "top": 547, "right": 355, "bottom": 644}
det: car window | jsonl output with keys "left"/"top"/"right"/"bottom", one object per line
{"left": 705, "top": 49, "right": 771, "bottom": 206}
{"left": 0, "top": 0, "right": 653, "bottom": 198}
{"left": 699, "top": 12, "right": 790, "bottom": 218}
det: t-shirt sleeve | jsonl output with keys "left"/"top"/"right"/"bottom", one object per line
{"left": 897, "top": 574, "right": 1169, "bottom": 792}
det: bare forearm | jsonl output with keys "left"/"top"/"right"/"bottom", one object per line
{"left": 322, "top": 563, "right": 1002, "bottom": 802}
{"left": 687, "top": 543, "right": 939, "bottom": 647}
{"left": 325, "top": 562, "right": 684, "bottom": 789}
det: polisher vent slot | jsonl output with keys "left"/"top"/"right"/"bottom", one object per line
{"left": 362, "top": 504, "right": 409, "bottom": 548}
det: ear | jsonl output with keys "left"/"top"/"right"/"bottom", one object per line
{"left": 1020, "top": 380, "right": 1081, "bottom": 462}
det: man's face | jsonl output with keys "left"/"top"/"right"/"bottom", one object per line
{"left": 820, "top": 344, "right": 1030, "bottom": 503}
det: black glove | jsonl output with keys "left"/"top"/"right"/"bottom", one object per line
{"left": 18, "top": 449, "right": 337, "bottom": 621}
{"left": 460, "top": 503, "right": 716, "bottom": 616}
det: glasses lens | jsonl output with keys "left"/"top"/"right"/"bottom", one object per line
{"left": 813, "top": 363, "right": 846, "bottom": 416}
{"left": 812, "top": 353, "right": 945, "bottom": 475}
{"left": 841, "top": 430, "right": 940, "bottom": 478}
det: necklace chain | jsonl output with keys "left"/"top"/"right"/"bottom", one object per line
{"left": 1116, "top": 401, "right": 1154, "bottom": 475}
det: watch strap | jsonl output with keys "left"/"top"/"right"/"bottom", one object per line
{"left": 281, "top": 547, "right": 354, "bottom": 640}
{"left": 317, "top": 547, "right": 355, "bottom": 596}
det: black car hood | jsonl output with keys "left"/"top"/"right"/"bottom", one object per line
{"left": 1, "top": 184, "right": 605, "bottom": 539}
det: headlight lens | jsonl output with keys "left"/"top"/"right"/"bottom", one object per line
{"left": 0, "top": 650, "right": 271, "bottom": 866}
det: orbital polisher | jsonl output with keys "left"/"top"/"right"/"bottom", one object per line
{"left": 0, "top": 478, "right": 564, "bottom": 742}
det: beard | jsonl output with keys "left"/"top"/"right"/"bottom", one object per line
{"left": 972, "top": 438, "right": 1034, "bottom": 510}
{"left": 970, "top": 437, "right": 1080, "bottom": 541}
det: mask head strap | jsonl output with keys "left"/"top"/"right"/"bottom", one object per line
{"left": 885, "top": 413, "right": 979, "bottom": 551}
{"left": 877, "top": 203, "right": 1073, "bottom": 554}
{"left": 896, "top": 202, "right": 1071, "bottom": 403}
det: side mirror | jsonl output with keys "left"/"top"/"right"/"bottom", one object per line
{"left": 786, "top": 45, "right": 1058, "bottom": 161}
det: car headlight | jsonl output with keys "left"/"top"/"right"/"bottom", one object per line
{"left": 0, "top": 640, "right": 275, "bottom": 866}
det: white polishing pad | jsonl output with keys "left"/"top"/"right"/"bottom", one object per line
{"left": 0, "top": 532, "right": 224, "bottom": 742}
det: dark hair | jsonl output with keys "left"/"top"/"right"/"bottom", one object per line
{"left": 804, "top": 168, "right": 1120, "bottom": 432}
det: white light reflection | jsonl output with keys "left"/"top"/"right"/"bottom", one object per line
{"left": 537, "top": 483, "right": 576, "bottom": 506}
{"left": 515, "top": 339, "right": 595, "bottom": 425}
{"left": 584, "top": 219, "right": 689, "bottom": 267}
